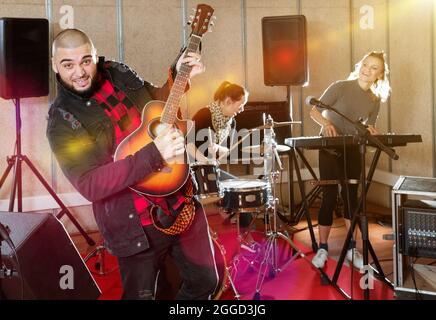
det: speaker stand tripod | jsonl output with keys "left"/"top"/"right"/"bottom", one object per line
{"left": 0, "top": 98, "right": 95, "bottom": 246}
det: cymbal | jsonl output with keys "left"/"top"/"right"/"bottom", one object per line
{"left": 249, "top": 121, "right": 302, "bottom": 131}
{"left": 242, "top": 144, "right": 291, "bottom": 153}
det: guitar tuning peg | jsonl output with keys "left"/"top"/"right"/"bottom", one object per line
{"left": 189, "top": 14, "right": 194, "bottom": 19}
{"left": 212, "top": 15, "right": 217, "bottom": 20}
{"left": 210, "top": 21, "right": 215, "bottom": 26}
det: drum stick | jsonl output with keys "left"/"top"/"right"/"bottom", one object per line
{"left": 217, "top": 131, "right": 252, "bottom": 162}
{"left": 208, "top": 127, "right": 215, "bottom": 162}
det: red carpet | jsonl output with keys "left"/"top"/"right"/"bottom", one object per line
{"left": 83, "top": 212, "right": 394, "bottom": 300}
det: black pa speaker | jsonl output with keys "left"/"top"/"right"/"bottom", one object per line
{"left": 0, "top": 212, "right": 100, "bottom": 299}
{"left": 262, "top": 15, "right": 308, "bottom": 86}
{"left": 0, "top": 18, "right": 49, "bottom": 99}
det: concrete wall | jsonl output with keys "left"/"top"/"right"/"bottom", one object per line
{"left": 0, "top": 0, "right": 434, "bottom": 234}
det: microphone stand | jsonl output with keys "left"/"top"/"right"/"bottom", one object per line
{"left": 314, "top": 102, "right": 396, "bottom": 300}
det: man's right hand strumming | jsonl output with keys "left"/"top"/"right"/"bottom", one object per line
{"left": 154, "top": 127, "right": 185, "bottom": 162}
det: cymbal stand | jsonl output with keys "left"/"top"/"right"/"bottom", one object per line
{"left": 252, "top": 115, "right": 309, "bottom": 300}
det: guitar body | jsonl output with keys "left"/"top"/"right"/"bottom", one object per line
{"left": 115, "top": 3, "right": 214, "bottom": 197}
{"left": 114, "top": 100, "right": 193, "bottom": 197}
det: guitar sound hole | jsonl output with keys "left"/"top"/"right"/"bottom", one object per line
{"left": 148, "top": 118, "right": 173, "bottom": 139}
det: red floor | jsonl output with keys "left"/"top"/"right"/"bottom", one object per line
{"left": 84, "top": 211, "right": 394, "bottom": 300}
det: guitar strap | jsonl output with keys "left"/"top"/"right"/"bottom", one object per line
{"left": 149, "top": 179, "right": 196, "bottom": 235}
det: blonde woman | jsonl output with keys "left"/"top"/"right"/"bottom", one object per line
{"left": 309, "top": 51, "right": 391, "bottom": 269}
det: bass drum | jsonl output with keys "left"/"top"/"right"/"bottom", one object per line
{"left": 155, "top": 232, "right": 227, "bottom": 300}
{"left": 190, "top": 163, "right": 221, "bottom": 205}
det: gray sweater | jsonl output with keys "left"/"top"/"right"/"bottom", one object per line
{"left": 318, "top": 79, "right": 380, "bottom": 135}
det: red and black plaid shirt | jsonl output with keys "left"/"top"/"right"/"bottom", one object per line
{"left": 92, "top": 73, "right": 185, "bottom": 226}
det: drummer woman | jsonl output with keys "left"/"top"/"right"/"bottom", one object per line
{"left": 189, "top": 81, "right": 258, "bottom": 252}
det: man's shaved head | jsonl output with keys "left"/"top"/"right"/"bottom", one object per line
{"left": 52, "top": 28, "right": 96, "bottom": 57}
{"left": 51, "top": 28, "right": 99, "bottom": 97}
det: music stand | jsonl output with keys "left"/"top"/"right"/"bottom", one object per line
{"left": 0, "top": 98, "right": 95, "bottom": 246}
{"left": 312, "top": 101, "right": 396, "bottom": 300}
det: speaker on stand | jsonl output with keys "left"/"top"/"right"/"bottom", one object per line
{"left": 0, "top": 17, "right": 95, "bottom": 246}
{"left": 261, "top": 15, "right": 308, "bottom": 221}
{"left": 262, "top": 15, "right": 308, "bottom": 87}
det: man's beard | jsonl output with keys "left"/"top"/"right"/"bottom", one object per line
{"left": 60, "top": 75, "right": 100, "bottom": 98}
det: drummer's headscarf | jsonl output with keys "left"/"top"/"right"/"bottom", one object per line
{"left": 209, "top": 101, "right": 234, "bottom": 145}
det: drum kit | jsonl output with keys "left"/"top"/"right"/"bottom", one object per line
{"left": 190, "top": 114, "right": 307, "bottom": 299}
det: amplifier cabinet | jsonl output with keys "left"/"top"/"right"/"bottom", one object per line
{"left": 392, "top": 176, "right": 436, "bottom": 299}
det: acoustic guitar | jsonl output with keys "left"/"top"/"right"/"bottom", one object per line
{"left": 114, "top": 4, "right": 215, "bottom": 197}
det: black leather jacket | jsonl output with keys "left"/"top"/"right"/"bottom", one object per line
{"left": 46, "top": 57, "right": 172, "bottom": 257}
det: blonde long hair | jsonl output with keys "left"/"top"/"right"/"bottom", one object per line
{"left": 347, "top": 51, "right": 391, "bottom": 103}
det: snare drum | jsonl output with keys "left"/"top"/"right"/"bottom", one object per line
{"left": 190, "top": 163, "right": 219, "bottom": 200}
{"left": 220, "top": 179, "right": 269, "bottom": 212}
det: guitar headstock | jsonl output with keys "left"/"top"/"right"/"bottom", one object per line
{"left": 189, "top": 4, "right": 215, "bottom": 36}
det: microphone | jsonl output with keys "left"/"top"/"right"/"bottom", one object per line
{"left": 305, "top": 96, "right": 331, "bottom": 109}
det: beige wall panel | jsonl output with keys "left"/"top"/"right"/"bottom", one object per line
{"left": 389, "top": 0, "right": 433, "bottom": 177}
{"left": 0, "top": 1, "right": 52, "bottom": 202}
{"left": 51, "top": 0, "right": 118, "bottom": 194}
{"left": 352, "top": 0, "right": 388, "bottom": 60}
{"left": 299, "top": 0, "right": 351, "bottom": 165}
{"left": 433, "top": 0, "right": 436, "bottom": 177}
{"left": 52, "top": 0, "right": 118, "bottom": 60}
{"left": 123, "top": 0, "right": 182, "bottom": 87}
{"left": 186, "top": 0, "right": 245, "bottom": 118}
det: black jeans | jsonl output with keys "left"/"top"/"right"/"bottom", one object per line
{"left": 318, "top": 146, "right": 361, "bottom": 226}
{"left": 117, "top": 203, "right": 218, "bottom": 300}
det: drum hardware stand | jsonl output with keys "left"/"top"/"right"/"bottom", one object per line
{"left": 83, "top": 245, "right": 118, "bottom": 276}
{"left": 0, "top": 99, "right": 95, "bottom": 246}
{"left": 207, "top": 229, "right": 241, "bottom": 300}
{"left": 252, "top": 115, "right": 311, "bottom": 300}
{"left": 310, "top": 101, "right": 397, "bottom": 300}
{"left": 229, "top": 209, "right": 265, "bottom": 276}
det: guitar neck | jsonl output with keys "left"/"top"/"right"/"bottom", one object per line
{"left": 161, "top": 35, "right": 202, "bottom": 125}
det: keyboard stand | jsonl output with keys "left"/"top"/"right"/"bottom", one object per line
{"left": 289, "top": 146, "right": 385, "bottom": 253}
